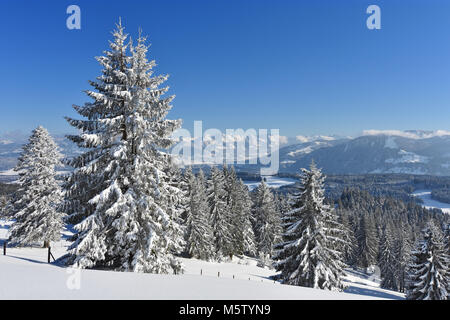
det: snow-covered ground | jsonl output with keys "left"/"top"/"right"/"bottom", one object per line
{"left": 244, "top": 176, "right": 297, "bottom": 191}
{"left": 412, "top": 190, "right": 450, "bottom": 214}
{"left": 0, "top": 220, "right": 404, "bottom": 300}
{"left": 342, "top": 269, "right": 404, "bottom": 300}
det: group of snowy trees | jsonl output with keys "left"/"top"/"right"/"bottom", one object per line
{"left": 2, "top": 22, "right": 286, "bottom": 277}
{"left": 336, "top": 188, "right": 449, "bottom": 299}
{"left": 184, "top": 162, "right": 354, "bottom": 291}
{"left": 183, "top": 166, "right": 257, "bottom": 261}
{"left": 3, "top": 21, "right": 285, "bottom": 274}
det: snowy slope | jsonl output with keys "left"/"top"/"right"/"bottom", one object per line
{"left": 0, "top": 257, "right": 375, "bottom": 300}
{"left": 412, "top": 190, "right": 450, "bottom": 214}
{"left": 0, "top": 220, "right": 404, "bottom": 300}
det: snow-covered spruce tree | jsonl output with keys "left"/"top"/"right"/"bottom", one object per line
{"left": 222, "top": 165, "right": 238, "bottom": 256}
{"left": 273, "top": 177, "right": 304, "bottom": 283}
{"left": 321, "top": 197, "right": 350, "bottom": 270}
{"left": 64, "top": 22, "right": 184, "bottom": 273}
{"left": 184, "top": 168, "right": 215, "bottom": 260}
{"left": 274, "top": 162, "right": 346, "bottom": 291}
{"left": 231, "top": 177, "right": 256, "bottom": 256}
{"left": 222, "top": 165, "right": 256, "bottom": 257}
{"left": 182, "top": 166, "right": 195, "bottom": 244}
{"left": 8, "top": 126, "right": 63, "bottom": 248}
{"left": 207, "top": 166, "right": 233, "bottom": 259}
{"left": 253, "top": 180, "right": 281, "bottom": 263}
{"left": 393, "top": 221, "right": 412, "bottom": 292}
{"left": 355, "top": 213, "right": 378, "bottom": 271}
{"left": 238, "top": 179, "right": 257, "bottom": 256}
{"left": 337, "top": 209, "right": 357, "bottom": 266}
{"left": 378, "top": 224, "right": 398, "bottom": 291}
{"left": 162, "top": 158, "right": 186, "bottom": 273}
{"left": 406, "top": 222, "right": 448, "bottom": 300}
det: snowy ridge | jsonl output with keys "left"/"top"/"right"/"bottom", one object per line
{"left": 277, "top": 132, "right": 450, "bottom": 175}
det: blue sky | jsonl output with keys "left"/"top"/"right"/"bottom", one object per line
{"left": 0, "top": 0, "right": 449, "bottom": 138}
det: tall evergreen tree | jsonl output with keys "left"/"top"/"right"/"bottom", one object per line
{"left": 207, "top": 166, "right": 233, "bottom": 259}
{"left": 64, "top": 22, "right": 184, "bottom": 273}
{"left": 337, "top": 209, "right": 357, "bottom": 266}
{"left": 231, "top": 177, "right": 256, "bottom": 256}
{"left": 406, "top": 222, "right": 448, "bottom": 300}
{"left": 393, "top": 221, "right": 412, "bottom": 292}
{"left": 163, "top": 159, "right": 186, "bottom": 273}
{"left": 185, "top": 168, "right": 214, "bottom": 260}
{"left": 274, "top": 162, "right": 346, "bottom": 290}
{"left": 223, "top": 165, "right": 240, "bottom": 256}
{"left": 253, "top": 180, "right": 281, "bottom": 262}
{"left": 9, "top": 126, "right": 63, "bottom": 248}
{"left": 378, "top": 224, "right": 397, "bottom": 290}
{"left": 221, "top": 165, "right": 256, "bottom": 257}
{"left": 182, "top": 166, "right": 195, "bottom": 243}
{"left": 355, "top": 213, "right": 378, "bottom": 270}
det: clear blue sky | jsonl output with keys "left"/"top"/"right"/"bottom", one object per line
{"left": 0, "top": 0, "right": 449, "bottom": 138}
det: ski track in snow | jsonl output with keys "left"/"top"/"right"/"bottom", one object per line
{"left": 412, "top": 190, "right": 450, "bottom": 214}
{"left": 0, "top": 220, "right": 404, "bottom": 300}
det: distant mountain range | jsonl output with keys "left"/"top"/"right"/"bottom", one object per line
{"left": 277, "top": 130, "right": 450, "bottom": 176}
{"left": 2, "top": 130, "right": 450, "bottom": 178}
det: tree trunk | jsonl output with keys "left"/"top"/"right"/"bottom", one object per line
{"left": 43, "top": 240, "right": 50, "bottom": 248}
